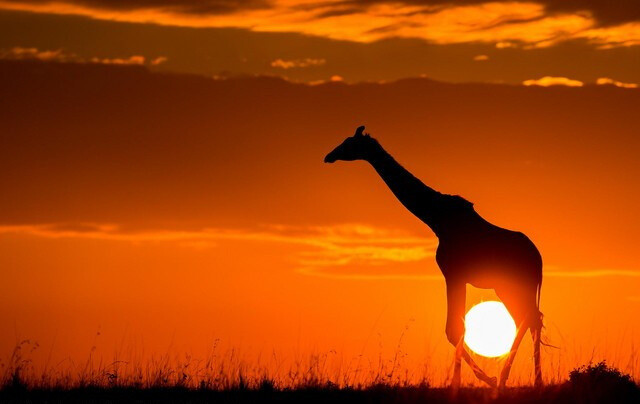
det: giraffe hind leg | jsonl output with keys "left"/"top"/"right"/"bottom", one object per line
{"left": 499, "top": 317, "right": 528, "bottom": 388}
{"left": 532, "top": 320, "right": 543, "bottom": 387}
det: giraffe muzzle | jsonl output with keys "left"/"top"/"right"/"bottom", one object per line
{"left": 324, "top": 152, "right": 338, "bottom": 163}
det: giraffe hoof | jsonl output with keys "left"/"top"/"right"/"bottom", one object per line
{"left": 487, "top": 376, "right": 497, "bottom": 388}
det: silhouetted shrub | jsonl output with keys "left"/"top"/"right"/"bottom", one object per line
{"left": 568, "top": 361, "right": 639, "bottom": 403}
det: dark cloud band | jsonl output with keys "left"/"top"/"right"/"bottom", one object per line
{"left": 2, "top": 0, "right": 270, "bottom": 15}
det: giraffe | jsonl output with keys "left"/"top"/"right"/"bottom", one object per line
{"left": 324, "top": 126, "right": 543, "bottom": 389}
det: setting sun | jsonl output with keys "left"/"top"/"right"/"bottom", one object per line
{"left": 464, "top": 301, "right": 517, "bottom": 358}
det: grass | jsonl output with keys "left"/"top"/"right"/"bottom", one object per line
{"left": 1, "top": 339, "right": 638, "bottom": 403}
{"left": 0, "top": 368, "right": 638, "bottom": 404}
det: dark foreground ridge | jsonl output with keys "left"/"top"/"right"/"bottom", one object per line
{"left": 1, "top": 362, "right": 638, "bottom": 404}
{"left": 1, "top": 383, "right": 639, "bottom": 404}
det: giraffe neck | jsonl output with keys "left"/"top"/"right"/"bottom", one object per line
{"left": 365, "top": 144, "right": 447, "bottom": 236}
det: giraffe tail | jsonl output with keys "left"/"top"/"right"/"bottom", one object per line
{"left": 536, "top": 276, "right": 559, "bottom": 349}
{"left": 531, "top": 278, "right": 543, "bottom": 332}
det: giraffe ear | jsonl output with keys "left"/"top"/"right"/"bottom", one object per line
{"left": 354, "top": 125, "right": 365, "bottom": 137}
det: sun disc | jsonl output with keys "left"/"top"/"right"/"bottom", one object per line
{"left": 464, "top": 301, "right": 516, "bottom": 357}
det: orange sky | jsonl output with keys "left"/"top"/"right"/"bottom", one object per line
{"left": 0, "top": 1, "right": 640, "bottom": 387}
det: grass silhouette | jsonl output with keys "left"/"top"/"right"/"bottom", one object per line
{"left": 0, "top": 363, "right": 638, "bottom": 404}
{"left": 1, "top": 340, "right": 638, "bottom": 403}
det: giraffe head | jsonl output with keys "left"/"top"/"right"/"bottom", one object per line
{"left": 324, "top": 126, "right": 379, "bottom": 163}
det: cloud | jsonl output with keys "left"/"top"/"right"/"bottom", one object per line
{"left": 495, "top": 41, "right": 516, "bottom": 48}
{"left": 1, "top": 0, "right": 270, "bottom": 15}
{"left": 2, "top": 222, "right": 639, "bottom": 281}
{"left": 0, "top": 46, "right": 78, "bottom": 62}
{"left": 1, "top": 0, "right": 638, "bottom": 48}
{"left": 307, "top": 74, "right": 345, "bottom": 85}
{"left": 541, "top": 0, "right": 640, "bottom": 26}
{"left": 596, "top": 77, "right": 638, "bottom": 89}
{"left": 270, "top": 58, "right": 326, "bottom": 69}
{"left": 0, "top": 47, "right": 168, "bottom": 67}
{"left": 3, "top": 0, "right": 639, "bottom": 26}
{"left": 545, "top": 269, "right": 640, "bottom": 278}
{"left": 292, "top": 224, "right": 434, "bottom": 267}
{"left": 349, "top": 1, "right": 640, "bottom": 27}
{"left": 0, "top": 223, "right": 438, "bottom": 278}
{"left": 90, "top": 55, "right": 146, "bottom": 65}
{"left": 522, "top": 76, "right": 584, "bottom": 87}
{"left": 151, "top": 56, "right": 168, "bottom": 65}
{"left": 578, "top": 22, "right": 640, "bottom": 48}
{"left": 296, "top": 266, "right": 443, "bottom": 281}
{"left": 473, "top": 54, "right": 489, "bottom": 61}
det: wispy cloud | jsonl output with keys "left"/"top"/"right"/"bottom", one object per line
{"left": 0, "top": 223, "right": 437, "bottom": 278}
{"left": 545, "top": 270, "right": 640, "bottom": 278}
{"left": 271, "top": 58, "right": 326, "bottom": 69}
{"left": 522, "top": 76, "right": 584, "bottom": 87}
{"left": 1, "top": 223, "right": 638, "bottom": 281}
{"left": 0, "top": 46, "right": 167, "bottom": 66}
{"left": 296, "top": 266, "right": 443, "bottom": 281}
{"left": 0, "top": 46, "right": 77, "bottom": 62}
{"left": 151, "top": 56, "right": 168, "bottom": 65}
{"left": 90, "top": 55, "right": 146, "bottom": 65}
{"left": 579, "top": 22, "right": 640, "bottom": 48}
{"left": 596, "top": 77, "right": 638, "bottom": 89}
{"left": 308, "top": 75, "right": 344, "bottom": 85}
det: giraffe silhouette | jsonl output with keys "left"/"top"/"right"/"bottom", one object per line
{"left": 324, "top": 126, "right": 543, "bottom": 389}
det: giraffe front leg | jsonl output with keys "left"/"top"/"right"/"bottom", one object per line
{"left": 451, "top": 338, "right": 463, "bottom": 397}
{"left": 445, "top": 280, "right": 466, "bottom": 394}
{"left": 461, "top": 349, "right": 497, "bottom": 388}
